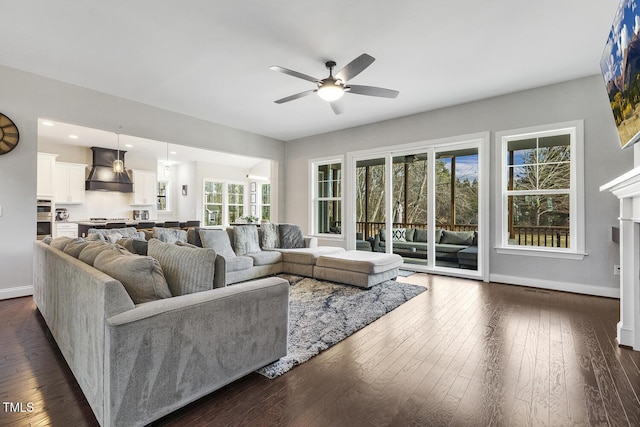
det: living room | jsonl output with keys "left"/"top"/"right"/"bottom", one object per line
{"left": 1, "top": 1, "right": 638, "bottom": 426}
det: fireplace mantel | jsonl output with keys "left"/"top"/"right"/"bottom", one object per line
{"left": 601, "top": 166, "right": 640, "bottom": 350}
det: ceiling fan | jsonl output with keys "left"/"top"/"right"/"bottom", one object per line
{"left": 270, "top": 53, "right": 399, "bottom": 115}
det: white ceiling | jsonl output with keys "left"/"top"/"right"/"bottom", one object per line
{"left": 1, "top": 0, "right": 621, "bottom": 141}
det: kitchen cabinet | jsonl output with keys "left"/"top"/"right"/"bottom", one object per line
{"left": 37, "top": 152, "right": 58, "bottom": 198}
{"left": 53, "top": 222, "right": 78, "bottom": 238}
{"left": 54, "top": 162, "right": 87, "bottom": 204}
{"left": 132, "top": 170, "right": 156, "bottom": 205}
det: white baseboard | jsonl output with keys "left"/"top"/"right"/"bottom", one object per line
{"left": 0, "top": 285, "right": 33, "bottom": 300}
{"left": 489, "top": 274, "right": 620, "bottom": 299}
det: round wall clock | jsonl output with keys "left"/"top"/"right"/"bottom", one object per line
{"left": 0, "top": 113, "right": 19, "bottom": 155}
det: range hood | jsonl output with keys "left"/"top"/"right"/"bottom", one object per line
{"left": 85, "top": 147, "right": 133, "bottom": 192}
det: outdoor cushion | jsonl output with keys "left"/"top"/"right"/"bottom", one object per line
{"left": 148, "top": 238, "right": 216, "bottom": 296}
{"left": 436, "top": 243, "right": 466, "bottom": 254}
{"left": 199, "top": 229, "right": 236, "bottom": 258}
{"left": 392, "top": 228, "right": 406, "bottom": 242}
{"left": 405, "top": 228, "right": 416, "bottom": 242}
{"left": 93, "top": 246, "right": 171, "bottom": 304}
{"left": 414, "top": 228, "right": 428, "bottom": 243}
{"left": 233, "top": 225, "right": 261, "bottom": 255}
{"left": 246, "top": 250, "right": 282, "bottom": 266}
{"left": 440, "top": 230, "right": 474, "bottom": 246}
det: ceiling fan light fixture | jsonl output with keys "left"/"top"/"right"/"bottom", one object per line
{"left": 317, "top": 81, "right": 344, "bottom": 102}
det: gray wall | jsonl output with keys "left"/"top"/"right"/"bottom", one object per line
{"left": 0, "top": 64, "right": 285, "bottom": 298}
{"left": 285, "top": 75, "right": 630, "bottom": 296}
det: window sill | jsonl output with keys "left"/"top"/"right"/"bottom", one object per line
{"left": 495, "top": 246, "right": 587, "bottom": 260}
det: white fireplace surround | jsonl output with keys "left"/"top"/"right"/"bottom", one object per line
{"left": 601, "top": 166, "right": 640, "bottom": 350}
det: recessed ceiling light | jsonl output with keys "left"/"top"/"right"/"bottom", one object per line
{"left": 41, "top": 121, "right": 54, "bottom": 126}
{"left": 69, "top": 134, "right": 79, "bottom": 139}
{"left": 125, "top": 144, "right": 133, "bottom": 148}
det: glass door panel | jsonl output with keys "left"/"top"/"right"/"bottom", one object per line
{"left": 434, "top": 148, "right": 479, "bottom": 270}
{"left": 355, "top": 158, "right": 385, "bottom": 252}
{"left": 391, "top": 152, "right": 429, "bottom": 265}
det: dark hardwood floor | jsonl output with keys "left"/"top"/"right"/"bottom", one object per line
{"left": 2, "top": 274, "right": 639, "bottom": 426}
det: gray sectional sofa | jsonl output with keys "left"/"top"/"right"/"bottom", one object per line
{"left": 33, "top": 238, "right": 289, "bottom": 427}
{"left": 33, "top": 223, "right": 403, "bottom": 426}
{"left": 372, "top": 227, "right": 477, "bottom": 268}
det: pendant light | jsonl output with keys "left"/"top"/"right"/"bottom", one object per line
{"left": 113, "top": 132, "right": 124, "bottom": 173}
{"left": 164, "top": 142, "right": 170, "bottom": 177}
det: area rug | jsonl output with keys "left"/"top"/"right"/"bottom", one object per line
{"left": 256, "top": 275, "right": 427, "bottom": 379}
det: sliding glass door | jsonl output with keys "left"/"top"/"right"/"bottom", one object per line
{"left": 349, "top": 136, "right": 486, "bottom": 279}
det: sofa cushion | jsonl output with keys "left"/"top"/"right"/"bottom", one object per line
{"left": 440, "top": 230, "right": 474, "bottom": 246}
{"left": 260, "top": 222, "right": 280, "bottom": 249}
{"left": 315, "top": 251, "right": 403, "bottom": 274}
{"left": 247, "top": 250, "right": 282, "bottom": 266}
{"left": 405, "top": 228, "right": 416, "bottom": 242}
{"left": 225, "top": 255, "right": 254, "bottom": 272}
{"left": 279, "top": 224, "right": 305, "bottom": 249}
{"left": 78, "top": 241, "right": 112, "bottom": 266}
{"left": 62, "top": 238, "right": 90, "bottom": 258}
{"left": 94, "top": 246, "right": 171, "bottom": 304}
{"left": 152, "top": 227, "right": 187, "bottom": 244}
{"left": 233, "top": 225, "right": 261, "bottom": 255}
{"left": 147, "top": 238, "right": 216, "bottom": 296}
{"left": 187, "top": 227, "right": 203, "bottom": 247}
{"left": 277, "top": 246, "right": 345, "bottom": 264}
{"left": 436, "top": 243, "right": 466, "bottom": 254}
{"left": 88, "top": 227, "right": 145, "bottom": 243}
{"left": 116, "top": 238, "right": 149, "bottom": 255}
{"left": 49, "top": 236, "right": 74, "bottom": 251}
{"left": 199, "top": 229, "right": 236, "bottom": 258}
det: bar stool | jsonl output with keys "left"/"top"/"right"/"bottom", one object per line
{"left": 163, "top": 221, "right": 180, "bottom": 229}
{"left": 185, "top": 220, "right": 200, "bottom": 227}
{"left": 136, "top": 222, "right": 156, "bottom": 229}
{"left": 105, "top": 222, "right": 126, "bottom": 229}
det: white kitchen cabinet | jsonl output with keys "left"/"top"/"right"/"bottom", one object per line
{"left": 53, "top": 222, "right": 78, "bottom": 238}
{"left": 37, "top": 152, "right": 58, "bottom": 198}
{"left": 54, "top": 162, "right": 87, "bottom": 204}
{"left": 132, "top": 170, "right": 156, "bottom": 205}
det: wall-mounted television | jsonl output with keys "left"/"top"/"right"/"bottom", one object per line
{"left": 601, "top": 0, "right": 640, "bottom": 148}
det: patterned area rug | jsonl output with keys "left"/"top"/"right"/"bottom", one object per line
{"left": 256, "top": 275, "right": 427, "bottom": 379}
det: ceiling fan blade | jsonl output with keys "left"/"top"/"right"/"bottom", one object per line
{"left": 336, "top": 53, "right": 375, "bottom": 82}
{"left": 347, "top": 85, "right": 399, "bottom": 98}
{"left": 270, "top": 66, "right": 321, "bottom": 83}
{"left": 274, "top": 89, "right": 315, "bottom": 104}
{"left": 330, "top": 99, "right": 344, "bottom": 115}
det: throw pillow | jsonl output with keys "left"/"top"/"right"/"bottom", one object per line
{"left": 405, "top": 228, "right": 416, "bottom": 242}
{"left": 49, "top": 236, "right": 74, "bottom": 251}
{"left": 440, "top": 230, "right": 474, "bottom": 246}
{"left": 152, "top": 227, "right": 187, "bottom": 244}
{"left": 94, "top": 246, "right": 172, "bottom": 304}
{"left": 186, "top": 227, "right": 203, "bottom": 247}
{"left": 233, "top": 225, "right": 261, "bottom": 255}
{"left": 116, "top": 238, "right": 149, "bottom": 256}
{"left": 78, "top": 242, "right": 113, "bottom": 266}
{"left": 279, "top": 224, "right": 305, "bottom": 249}
{"left": 414, "top": 229, "right": 428, "bottom": 243}
{"left": 199, "top": 229, "right": 236, "bottom": 258}
{"left": 148, "top": 239, "right": 216, "bottom": 296}
{"left": 260, "top": 222, "right": 280, "bottom": 249}
{"left": 63, "top": 238, "right": 90, "bottom": 258}
{"left": 392, "top": 228, "right": 407, "bottom": 242}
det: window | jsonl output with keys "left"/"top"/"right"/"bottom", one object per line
{"left": 227, "top": 183, "right": 245, "bottom": 224}
{"left": 497, "top": 121, "right": 584, "bottom": 258}
{"left": 203, "top": 181, "right": 223, "bottom": 226}
{"left": 157, "top": 181, "right": 168, "bottom": 211}
{"left": 261, "top": 183, "right": 271, "bottom": 221}
{"left": 312, "top": 159, "right": 342, "bottom": 235}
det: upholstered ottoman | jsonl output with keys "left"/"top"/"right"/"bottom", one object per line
{"left": 276, "top": 246, "right": 345, "bottom": 276}
{"left": 313, "top": 251, "right": 403, "bottom": 288}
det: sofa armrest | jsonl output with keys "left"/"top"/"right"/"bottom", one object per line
{"left": 104, "top": 277, "right": 289, "bottom": 426}
{"left": 304, "top": 236, "right": 318, "bottom": 248}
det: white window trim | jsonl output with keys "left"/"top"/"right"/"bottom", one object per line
{"left": 495, "top": 120, "right": 586, "bottom": 260}
{"left": 202, "top": 179, "right": 247, "bottom": 227}
{"left": 310, "top": 156, "right": 344, "bottom": 238}
{"left": 260, "top": 182, "right": 271, "bottom": 221}
{"left": 157, "top": 180, "right": 170, "bottom": 212}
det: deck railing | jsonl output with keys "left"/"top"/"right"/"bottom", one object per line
{"left": 351, "top": 222, "right": 570, "bottom": 248}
